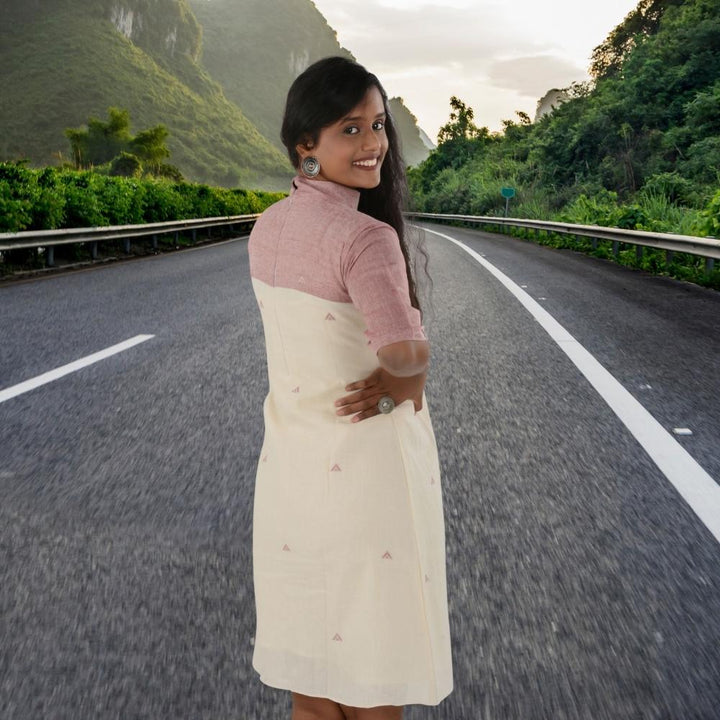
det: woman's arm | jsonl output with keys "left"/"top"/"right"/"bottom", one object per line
{"left": 377, "top": 339, "right": 429, "bottom": 377}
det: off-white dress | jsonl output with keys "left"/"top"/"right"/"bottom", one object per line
{"left": 248, "top": 176, "right": 453, "bottom": 708}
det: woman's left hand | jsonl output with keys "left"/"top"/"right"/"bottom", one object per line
{"left": 334, "top": 366, "right": 427, "bottom": 422}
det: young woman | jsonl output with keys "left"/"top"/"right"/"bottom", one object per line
{"left": 248, "top": 56, "right": 453, "bottom": 720}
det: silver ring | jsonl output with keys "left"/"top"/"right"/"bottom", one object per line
{"left": 377, "top": 395, "right": 395, "bottom": 414}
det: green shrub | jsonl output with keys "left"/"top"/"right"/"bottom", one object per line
{"left": 700, "top": 188, "right": 720, "bottom": 237}
{"left": 641, "top": 173, "right": 695, "bottom": 205}
{"left": 0, "top": 162, "right": 285, "bottom": 233}
{"left": 110, "top": 152, "right": 143, "bottom": 178}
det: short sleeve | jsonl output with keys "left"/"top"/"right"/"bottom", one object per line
{"left": 343, "top": 224, "right": 427, "bottom": 354}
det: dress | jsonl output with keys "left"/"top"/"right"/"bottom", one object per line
{"left": 248, "top": 175, "right": 453, "bottom": 708}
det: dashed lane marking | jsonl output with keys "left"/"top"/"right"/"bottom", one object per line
{"left": 0, "top": 334, "right": 155, "bottom": 404}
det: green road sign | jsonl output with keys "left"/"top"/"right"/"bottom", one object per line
{"left": 501, "top": 187, "right": 516, "bottom": 199}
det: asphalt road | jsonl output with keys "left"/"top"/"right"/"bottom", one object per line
{"left": 1, "top": 225, "right": 718, "bottom": 720}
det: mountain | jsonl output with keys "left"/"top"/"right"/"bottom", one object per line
{"left": 189, "top": 0, "right": 430, "bottom": 167}
{"left": 0, "top": 0, "right": 430, "bottom": 188}
{"left": 0, "top": 0, "right": 291, "bottom": 189}
{"left": 417, "top": 127, "right": 437, "bottom": 152}
{"left": 189, "top": 0, "right": 353, "bottom": 151}
{"left": 534, "top": 89, "right": 569, "bottom": 122}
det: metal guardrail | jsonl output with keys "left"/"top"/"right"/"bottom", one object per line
{"left": 0, "top": 214, "right": 260, "bottom": 267}
{"left": 406, "top": 212, "right": 719, "bottom": 272}
{"left": 2, "top": 210, "right": 718, "bottom": 273}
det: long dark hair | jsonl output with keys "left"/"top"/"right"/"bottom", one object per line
{"left": 281, "top": 56, "right": 430, "bottom": 315}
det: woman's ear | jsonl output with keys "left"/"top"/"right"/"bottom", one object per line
{"left": 295, "top": 137, "right": 314, "bottom": 160}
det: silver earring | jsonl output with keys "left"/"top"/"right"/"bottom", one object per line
{"left": 301, "top": 156, "right": 320, "bottom": 178}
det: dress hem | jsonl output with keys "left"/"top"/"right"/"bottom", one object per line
{"left": 254, "top": 670, "right": 453, "bottom": 709}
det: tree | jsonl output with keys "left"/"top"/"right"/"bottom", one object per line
{"left": 426, "top": 97, "right": 491, "bottom": 171}
{"left": 437, "top": 96, "right": 484, "bottom": 143}
{"left": 130, "top": 125, "right": 170, "bottom": 173}
{"left": 64, "top": 108, "right": 172, "bottom": 176}
{"left": 590, "top": 0, "right": 683, "bottom": 79}
{"left": 65, "top": 107, "right": 132, "bottom": 168}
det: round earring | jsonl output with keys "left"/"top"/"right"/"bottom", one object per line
{"left": 301, "top": 156, "right": 320, "bottom": 178}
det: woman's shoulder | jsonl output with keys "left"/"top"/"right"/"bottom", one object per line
{"left": 255, "top": 195, "right": 291, "bottom": 223}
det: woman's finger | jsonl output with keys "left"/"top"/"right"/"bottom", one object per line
{"left": 344, "top": 367, "right": 383, "bottom": 392}
{"left": 350, "top": 406, "right": 380, "bottom": 422}
{"left": 335, "top": 387, "right": 383, "bottom": 408}
{"left": 335, "top": 393, "right": 383, "bottom": 416}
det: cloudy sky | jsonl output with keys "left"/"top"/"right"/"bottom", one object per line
{"left": 311, "top": 0, "right": 639, "bottom": 140}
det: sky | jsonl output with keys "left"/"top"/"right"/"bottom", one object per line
{"left": 311, "top": 0, "right": 640, "bottom": 141}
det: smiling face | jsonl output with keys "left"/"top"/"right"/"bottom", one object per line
{"left": 296, "top": 85, "right": 389, "bottom": 190}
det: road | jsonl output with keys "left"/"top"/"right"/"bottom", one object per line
{"left": 1, "top": 225, "right": 719, "bottom": 719}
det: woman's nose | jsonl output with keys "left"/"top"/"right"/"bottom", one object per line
{"left": 361, "top": 130, "right": 381, "bottom": 152}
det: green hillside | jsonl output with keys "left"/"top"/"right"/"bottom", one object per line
{"left": 410, "top": 0, "right": 720, "bottom": 221}
{"left": 0, "top": 0, "right": 292, "bottom": 189}
{"left": 408, "top": 0, "right": 720, "bottom": 287}
{"left": 190, "top": 0, "right": 430, "bottom": 166}
{"left": 190, "top": 0, "right": 353, "bottom": 148}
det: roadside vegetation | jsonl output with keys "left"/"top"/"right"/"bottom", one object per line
{"left": 0, "top": 160, "right": 284, "bottom": 272}
{"left": 408, "top": 0, "right": 720, "bottom": 289}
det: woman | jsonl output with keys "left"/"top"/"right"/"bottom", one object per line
{"left": 248, "top": 56, "right": 453, "bottom": 720}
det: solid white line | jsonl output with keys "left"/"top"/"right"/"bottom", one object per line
{"left": 426, "top": 227, "right": 720, "bottom": 544}
{"left": 0, "top": 334, "right": 155, "bottom": 404}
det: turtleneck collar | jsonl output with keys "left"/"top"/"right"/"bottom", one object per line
{"left": 290, "top": 175, "right": 361, "bottom": 210}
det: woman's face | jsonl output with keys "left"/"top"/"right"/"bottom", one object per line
{"left": 296, "top": 85, "right": 389, "bottom": 190}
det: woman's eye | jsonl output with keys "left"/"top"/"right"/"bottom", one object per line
{"left": 373, "top": 121, "right": 385, "bottom": 131}
{"left": 343, "top": 126, "right": 359, "bottom": 135}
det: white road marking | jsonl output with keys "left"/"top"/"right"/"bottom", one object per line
{"left": 426, "top": 227, "right": 720, "bottom": 544}
{"left": 0, "top": 334, "right": 155, "bottom": 404}
{"left": 673, "top": 428, "right": 693, "bottom": 436}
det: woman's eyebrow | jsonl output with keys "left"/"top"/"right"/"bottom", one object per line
{"left": 340, "top": 111, "right": 387, "bottom": 123}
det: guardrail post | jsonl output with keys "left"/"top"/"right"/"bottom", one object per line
{"left": 174, "top": 231, "right": 179, "bottom": 245}
{"left": 706, "top": 258, "right": 715, "bottom": 274}
{"left": 152, "top": 234, "right": 158, "bottom": 250}
{"left": 192, "top": 229, "right": 197, "bottom": 243}
{"left": 591, "top": 238, "right": 598, "bottom": 250}
{"left": 123, "top": 238, "right": 131, "bottom": 254}
{"left": 46, "top": 246, "right": 54, "bottom": 267}
{"left": 636, "top": 245, "right": 643, "bottom": 263}
{"left": 90, "top": 241, "right": 98, "bottom": 259}
{"left": 666, "top": 250, "right": 674, "bottom": 265}
{"left": 612, "top": 241, "right": 620, "bottom": 257}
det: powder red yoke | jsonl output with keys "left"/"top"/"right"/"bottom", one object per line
{"left": 249, "top": 175, "right": 427, "bottom": 354}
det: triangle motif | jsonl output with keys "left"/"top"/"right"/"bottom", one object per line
{"left": 258, "top": 299, "right": 264, "bottom": 309}
{"left": 332, "top": 633, "right": 343, "bottom": 642}
{"left": 382, "top": 551, "right": 392, "bottom": 560}
{"left": 330, "top": 463, "right": 341, "bottom": 472}
{"left": 282, "top": 544, "right": 291, "bottom": 551}
{"left": 262, "top": 454, "right": 268, "bottom": 463}
{"left": 291, "top": 386, "right": 300, "bottom": 393}
{"left": 430, "top": 476, "right": 436, "bottom": 485}
{"left": 325, "top": 312, "right": 336, "bottom": 321}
